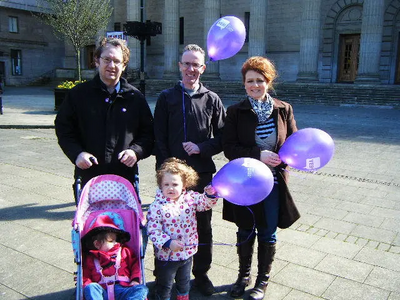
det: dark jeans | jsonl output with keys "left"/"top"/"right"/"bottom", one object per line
{"left": 192, "top": 172, "right": 213, "bottom": 277}
{"left": 155, "top": 257, "right": 192, "bottom": 300}
{"left": 238, "top": 184, "right": 280, "bottom": 244}
{"left": 83, "top": 283, "right": 148, "bottom": 300}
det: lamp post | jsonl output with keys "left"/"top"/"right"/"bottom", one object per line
{"left": 124, "top": 2, "right": 161, "bottom": 96}
{"left": 139, "top": 0, "right": 145, "bottom": 94}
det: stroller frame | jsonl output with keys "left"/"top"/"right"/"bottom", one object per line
{"left": 71, "top": 174, "right": 146, "bottom": 300}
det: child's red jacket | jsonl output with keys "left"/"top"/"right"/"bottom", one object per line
{"left": 82, "top": 243, "right": 140, "bottom": 289}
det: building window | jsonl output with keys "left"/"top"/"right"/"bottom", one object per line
{"left": 11, "top": 50, "right": 22, "bottom": 75}
{"left": 9, "top": 16, "right": 19, "bottom": 33}
{"left": 114, "top": 22, "right": 121, "bottom": 31}
{"left": 244, "top": 12, "right": 250, "bottom": 43}
{"left": 179, "top": 17, "right": 184, "bottom": 45}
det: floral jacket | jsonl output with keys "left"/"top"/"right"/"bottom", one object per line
{"left": 147, "top": 189, "right": 218, "bottom": 261}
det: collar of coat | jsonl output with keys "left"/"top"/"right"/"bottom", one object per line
{"left": 90, "top": 74, "right": 137, "bottom": 95}
{"left": 174, "top": 81, "right": 211, "bottom": 96}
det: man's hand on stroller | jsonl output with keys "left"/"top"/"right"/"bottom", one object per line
{"left": 75, "top": 152, "right": 98, "bottom": 169}
{"left": 118, "top": 149, "right": 137, "bottom": 167}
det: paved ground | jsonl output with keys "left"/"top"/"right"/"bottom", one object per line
{"left": 0, "top": 86, "right": 400, "bottom": 300}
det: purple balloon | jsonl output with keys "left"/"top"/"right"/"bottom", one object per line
{"left": 212, "top": 157, "right": 273, "bottom": 206}
{"left": 279, "top": 128, "right": 335, "bottom": 171}
{"left": 207, "top": 16, "right": 246, "bottom": 61}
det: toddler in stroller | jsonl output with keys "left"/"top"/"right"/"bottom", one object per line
{"left": 81, "top": 213, "right": 148, "bottom": 300}
{"left": 72, "top": 174, "right": 148, "bottom": 300}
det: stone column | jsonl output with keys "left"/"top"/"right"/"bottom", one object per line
{"left": 126, "top": 0, "right": 141, "bottom": 76}
{"left": 163, "top": 0, "right": 180, "bottom": 78}
{"left": 203, "top": 0, "right": 220, "bottom": 79}
{"left": 355, "top": 0, "right": 384, "bottom": 83}
{"left": 297, "top": 0, "right": 322, "bottom": 82}
{"left": 248, "top": 0, "right": 266, "bottom": 57}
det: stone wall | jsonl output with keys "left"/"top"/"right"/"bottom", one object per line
{"left": 138, "top": 79, "right": 400, "bottom": 108}
{"left": 145, "top": 0, "right": 305, "bottom": 82}
{"left": 0, "top": 7, "right": 64, "bottom": 86}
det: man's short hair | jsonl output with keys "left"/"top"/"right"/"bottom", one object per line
{"left": 182, "top": 44, "right": 205, "bottom": 61}
{"left": 94, "top": 37, "right": 130, "bottom": 66}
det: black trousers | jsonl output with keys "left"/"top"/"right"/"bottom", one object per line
{"left": 192, "top": 172, "right": 213, "bottom": 277}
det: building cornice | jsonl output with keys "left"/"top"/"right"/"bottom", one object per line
{"left": 0, "top": 0, "right": 48, "bottom": 13}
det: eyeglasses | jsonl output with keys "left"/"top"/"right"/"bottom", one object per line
{"left": 100, "top": 56, "right": 124, "bottom": 66}
{"left": 180, "top": 62, "right": 204, "bottom": 70}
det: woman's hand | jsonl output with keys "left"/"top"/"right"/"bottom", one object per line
{"left": 260, "top": 150, "right": 281, "bottom": 167}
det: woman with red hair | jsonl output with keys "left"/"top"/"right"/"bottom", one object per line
{"left": 223, "top": 56, "right": 300, "bottom": 300}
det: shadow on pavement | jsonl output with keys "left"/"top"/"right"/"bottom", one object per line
{"left": 1, "top": 202, "right": 75, "bottom": 221}
{"left": 30, "top": 288, "right": 75, "bottom": 300}
{"left": 24, "top": 110, "right": 57, "bottom": 115}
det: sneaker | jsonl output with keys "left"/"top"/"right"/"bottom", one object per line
{"left": 194, "top": 275, "right": 215, "bottom": 296}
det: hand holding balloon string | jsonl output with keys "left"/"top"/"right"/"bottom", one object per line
{"left": 182, "top": 206, "right": 257, "bottom": 249}
{"left": 261, "top": 150, "right": 281, "bottom": 167}
{"left": 175, "top": 182, "right": 255, "bottom": 248}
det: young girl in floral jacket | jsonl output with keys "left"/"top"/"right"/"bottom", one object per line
{"left": 147, "top": 157, "right": 219, "bottom": 300}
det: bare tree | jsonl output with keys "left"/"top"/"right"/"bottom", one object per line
{"left": 36, "top": 0, "right": 113, "bottom": 81}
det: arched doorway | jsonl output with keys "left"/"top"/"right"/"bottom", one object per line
{"left": 322, "top": 1, "right": 363, "bottom": 83}
{"left": 338, "top": 34, "right": 360, "bottom": 82}
{"left": 335, "top": 5, "right": 362, "bottom": 83}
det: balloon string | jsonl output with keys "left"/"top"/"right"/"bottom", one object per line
{"left": 205, "top": 59, "right": 215, "bottom": 65}
{"left": 159, "top": 207, "right": 257, "bottom": 267}
{"left": 182, "top": 87, "right": 187, "bottom": 142}
{"left": 159, "top": 206, "right": 256, "bottom": 267}
{"left": 280, "top": 167, "right": 315, "bottom": 179}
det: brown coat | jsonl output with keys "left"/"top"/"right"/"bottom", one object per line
{"left": 222, "top": 97, "right": 300, "bottom": 229}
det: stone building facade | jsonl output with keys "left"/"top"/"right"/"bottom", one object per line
{"left": 1, "top": 0, "right": 400, "bottom": 87}
{"left": 0, "top": 0, "right": 65, "bottom": 86}
{"left": 133, "top": 0, "right": 400, "bottom": 85}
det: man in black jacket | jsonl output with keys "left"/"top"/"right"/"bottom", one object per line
{"left": 154, "top": 44, "right": 226, "bottom": 296}
{"left": 55, "top": 38, "right": 154, "bottom": 201}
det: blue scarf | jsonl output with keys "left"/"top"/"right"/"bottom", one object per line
{"left": 249, "top": 94, "right": 274, "bottom": 123}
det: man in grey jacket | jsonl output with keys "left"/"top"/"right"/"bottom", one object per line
{"left": 153, "top": 44, "right": 226, "bottom": 296}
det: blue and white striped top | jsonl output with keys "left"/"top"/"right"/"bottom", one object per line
{"left": 249, "top": 96, "right": 278, "bottom": 184}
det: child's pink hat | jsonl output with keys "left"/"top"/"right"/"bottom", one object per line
{"left": 82, "top": 212, "right": 130, "bottom": 244}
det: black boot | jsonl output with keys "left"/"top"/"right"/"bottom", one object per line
{"left": 248, "top": 242, "right": 276, "bottom": 300}
{"left": 230, "top": 233, "right": 256, "bottom": 298}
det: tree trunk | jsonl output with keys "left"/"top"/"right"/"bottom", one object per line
{"left": 77, "top": 49, "right": 81, "bottom": 82}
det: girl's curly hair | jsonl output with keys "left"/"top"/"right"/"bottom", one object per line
{"left": 156, "top": 157, "right": 199, "bottom": 189}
